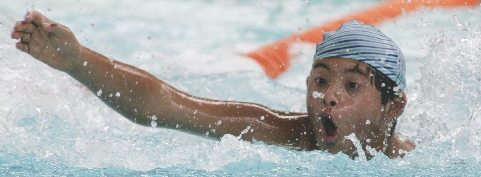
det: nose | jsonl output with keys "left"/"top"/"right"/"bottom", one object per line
{"left": 329, "top": 100, "right": 336, "bottom": 107}
{"left": 323, "top": 83, "right": 340, "bottom": 108}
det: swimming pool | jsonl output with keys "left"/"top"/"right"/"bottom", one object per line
{"left": 1, "top": 0, "right": 480, "bottom": 175}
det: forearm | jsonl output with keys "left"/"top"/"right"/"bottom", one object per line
{"left": 67, "top": 46, "right": 165, "bottom": 124}
{"left": 160, "top": 93, "right": 315, "bottom": 148}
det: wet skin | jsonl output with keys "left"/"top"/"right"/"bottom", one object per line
{"left": 11, "top": 11, "right": 414, "bottom": 159}
{"left": 307, "top": 58, "right": 414, "bottom": 158}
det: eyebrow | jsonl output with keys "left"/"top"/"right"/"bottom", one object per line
{"left": 345, "top": 64, "right": 368, "bottom": 77}
{"left": 313, "top": 61, "right": 369, "bottom": 78}
{"left": 312, "top": 63, "right": 329, "bottom": 70}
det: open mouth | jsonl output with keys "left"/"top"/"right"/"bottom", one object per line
{"left": 321, "top": 115, "right": 338, "bottom": 142}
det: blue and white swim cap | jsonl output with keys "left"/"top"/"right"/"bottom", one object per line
{"left": 313, "top": 20, "right": 406, "bottom": 90}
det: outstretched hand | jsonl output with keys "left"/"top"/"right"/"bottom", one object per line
{"left": 11, "top": 11, "right": 82, "bottom": 72}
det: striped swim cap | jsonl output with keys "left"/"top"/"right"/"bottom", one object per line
{"left": 313, "top": 20, "right": 406, "bottom": 90}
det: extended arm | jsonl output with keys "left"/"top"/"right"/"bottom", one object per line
{"left": 11, "top": 11, "right": 317, "bottom": 150}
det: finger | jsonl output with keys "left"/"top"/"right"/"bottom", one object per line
{"left": 11, "top": 32, "right": 31, "bottom": 43}
{"left": 11, "top": 31, "right": 21, "bottom": 40}
{"left": 21, "top": 33, "right": 32, "bottom": 43}
{"left": 13, "top": 21, "right": 38, "bottom": 34}
{"left": 24, "top": 11, "right": 48, "bottom": 27}
{"left": 15, "top": 42, "right": 29, "bottom": 53}
{"left": 24, "top": 11, "right": 70, "bottom": 38}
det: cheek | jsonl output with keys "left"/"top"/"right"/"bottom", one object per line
{"left": 355, "top": 91, "right": 382, "bottom": 109}
{"left": 339, "top": 99, "right": 383, "bottom": 127}
{"left": 354, "top": 104, "right": 384, "bottom": 128}
{"left": 306, "top": 89, "right": 323, "bottom": 107}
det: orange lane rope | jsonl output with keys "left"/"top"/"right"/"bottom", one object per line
{"left": 245, "top": 0, "right": 480, "bottom": 79}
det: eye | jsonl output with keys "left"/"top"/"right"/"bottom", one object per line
{"left": 347, "top": 81, "right": 360, "bottom": 89}
{"left": 315, "top": 77, "right": 327, "bottom": 85}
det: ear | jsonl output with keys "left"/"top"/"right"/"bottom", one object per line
{"left": 383, "top": 91, "right": 407, "bottom": 120}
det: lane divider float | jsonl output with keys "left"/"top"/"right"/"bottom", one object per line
{"left": 245, "top": 0, "right": 480, "bottom": 79}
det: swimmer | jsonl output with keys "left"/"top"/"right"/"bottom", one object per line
{"left": 11, "top": 11, "right": 415, "bottom": 160}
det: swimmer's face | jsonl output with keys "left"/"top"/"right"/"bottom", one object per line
{"left": 306, "top": 58, "right": 394, "bottom": 157}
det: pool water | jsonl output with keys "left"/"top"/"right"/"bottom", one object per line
{"left": 1, "top": 0, "right": 480, "bottom": 176}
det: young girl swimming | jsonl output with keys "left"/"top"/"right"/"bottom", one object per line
{"left": 11, "top": 11, "right": 414, "bottom": 160}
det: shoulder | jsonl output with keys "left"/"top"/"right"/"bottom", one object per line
{"left": 385, "top": 133, "right": 416, "bottom": 158}
{"left": 268, "top": 112, "right": 318, "bottom": 150}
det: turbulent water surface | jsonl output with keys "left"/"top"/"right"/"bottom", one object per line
{"left": 0, "top": 0, "right": 480, "bottom": 176}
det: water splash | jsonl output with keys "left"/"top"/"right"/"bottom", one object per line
{"left": 407, "top": 17, "right": 481, "bottom": 157}
{"left": 312, "top": 91, "right": 324, "bottom": 99}
{"left": 345, "top": 133, "right": 368, "bottom": 164}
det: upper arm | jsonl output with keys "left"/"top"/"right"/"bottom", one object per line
{"left": 139, "top": 83, "right": 317, "bottom": 150}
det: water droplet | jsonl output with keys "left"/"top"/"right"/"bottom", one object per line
{"left": 452, "top": 15, "right": 459, "bottom": 23}
{"left": 151, "top": 115, "right": 157, "bottom": 121}
{"left": 115, "top": 92, "right": 121, "bottom": 97}
{"left": 306, "top": 18, "right": 310, "bottom": 22}
{"left": 194, "top": 110, "right": 198, "bottom": 114}
{"left": 147, "top": 36, "right": 152, "bottom": 40}
{"left": 97, "top": 89, "right": 102, "bottom": 96}
{"left": 312, "top": 91, "right": 325, "bottom": 99}
{"left": 151, "top": 121, "right": 157, "bottom": 127}
{"left": 260, "top": 116, "right": 265, "bottom": 120}
{"left": 216, "top": 120, "right": 222, "bottom": 125}
{"left": 303, "top": 0, "right": 309, "bottom": 5}
{"left": 83, "top": 61, "right": 88, "bottom": 66}
{"left": 366, "top": 120, "right": 371, "bottom": 124}
{"left": 366, "top": 145, "right": 378, "bottom": 156}
{"left": 381, "top": 83, "right": 386, "bottom": 87}
{"left": 297, "top": 26, "right": 303, "bottom": 31}
{"left": 57, "top": 48, "right": 60, "bottom": 51}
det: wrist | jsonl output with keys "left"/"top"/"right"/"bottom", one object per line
{"left": 65, "top": 46, "right": 93, "bottom": 75}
